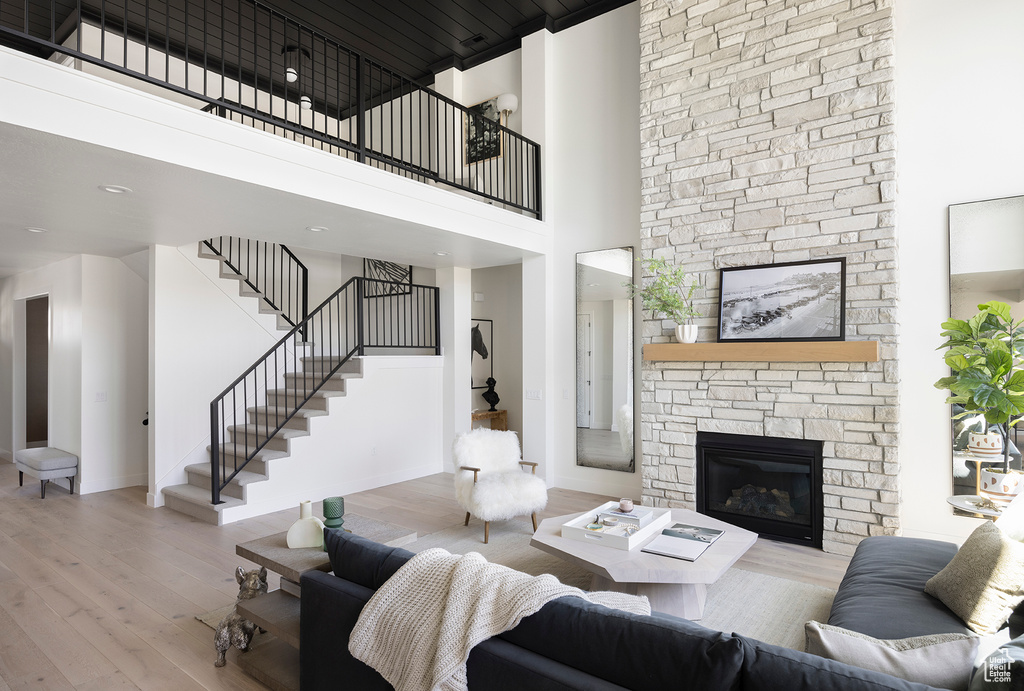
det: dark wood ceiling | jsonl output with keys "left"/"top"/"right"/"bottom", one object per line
{"left": 264, "top": 0, "right": 633, "bottom": 82}
{"left": 1, "top": 0, "right": 632, "bottom": 84}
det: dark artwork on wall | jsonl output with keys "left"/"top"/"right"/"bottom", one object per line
{"left": 471, "top": 318, "right": 492, "bottom": 389}
{"left": 465, "top": 97, "right": 500, "bottom": 164}
{"left": 718, "top": 258, "right": 846, "bottom": 342}
{"left": 363, "top": 259, "right": 413, "bottom": 297}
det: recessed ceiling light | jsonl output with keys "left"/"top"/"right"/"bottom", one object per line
{"left": 433, "top": 250, "right": 451, "bottom": 256}
{"left": 587, "top": 283, "right": 599, "bottom": 287}
{"left": 306, "top": 226, "right": 328, "bottom": 232}
{"left": 99, "top": 184, "right": 132, "bottom": 194}
{"left": 26, "top": 227, "right": 48, "bottom": 233}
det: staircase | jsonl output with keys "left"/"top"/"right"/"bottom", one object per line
{"left": 161, "top": 239, "right": 438, "bottom": 524}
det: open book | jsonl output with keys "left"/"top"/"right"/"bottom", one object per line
{"left": 641, "top": 522, "right": 724, "bottom": 561}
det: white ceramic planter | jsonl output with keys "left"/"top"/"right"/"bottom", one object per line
{"left": 980, "top": 468, "right": 1024, "bottom": 506}
{"left": 286, "top": 500, "right": 326, "bottom": 548}
{"left": 968, "top": 431, "right": 1004, "bottom": 457}
{"left": 675, "top": 324, "right": 698, "bottom": 343}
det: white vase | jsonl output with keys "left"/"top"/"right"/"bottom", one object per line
{"left": 286, "top": 500, "right": 325, "bottom": 549}
{"left": 980, "top": 468, "right": 1024, "bottom": 505}
{"left": 675, "top": 324, "right": 698, "bottom": 343}
{"left": 968, "top": 431, "right": 1004, "bottom": 457}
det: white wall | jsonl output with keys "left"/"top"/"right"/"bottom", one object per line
{"left": 148, "top": 244, "right": 283, "bottom": 505}
{"left": 471, "top": 264, "right": 523, "bottom": 436}
{"left": 895, "top": 0, "right": 1024, "bottom": 542}
{"left": 1, "top": 257, "right": 83, "bottom": 474}
{"left": 0, "top": 255, "right": 146, "bottom": 493}
{"left": 548, "top": 5, "right": 643, "bottom": 497}
{"left": 220, "top": 355, "right": 444, "bottom": 523}
{"left": 79, "top": 255, "right": 148, "bottom": 493}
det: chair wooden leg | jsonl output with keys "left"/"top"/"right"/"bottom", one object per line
{"left": 464, "top": 512, "right": 471, "bottom": 526}
{"left": 531, "top": 512, "right": 538, "bottom": 532}
{"left": 484, "top": 522, "right": 490, "bottom": 544}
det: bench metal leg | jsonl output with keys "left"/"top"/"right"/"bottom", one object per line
{"left": 70, "top": 476, "right": 75, "bottom": 495}
{"left": 41, "top": 479, "right": 47, "bottom": 499}
{"left": 18, "top": 470, "right": 22, "bottom": 487}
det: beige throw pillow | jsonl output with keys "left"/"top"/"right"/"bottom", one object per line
{"left": 925, "top": 521, "right": 1024, "bottom": 635}
{"left": 804, "top": 621, "right": 978, "bottom": 690}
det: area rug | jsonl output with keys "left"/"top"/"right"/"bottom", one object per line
{"left": 411, "top": 518, "right": 834, "bottom": 651}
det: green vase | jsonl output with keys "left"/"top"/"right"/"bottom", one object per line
{"left": 323, "top": 496, "right": 345, "bottom": 530}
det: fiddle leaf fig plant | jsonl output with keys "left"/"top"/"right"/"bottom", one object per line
{"left": 624, "top": 257, "right": 702, "bottom": 325}
{"left": 934, "top": 300, "right": 1024, "bottom": 473}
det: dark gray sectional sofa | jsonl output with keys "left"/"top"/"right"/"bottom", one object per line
{"left": 300, "top": 529, "right": 941, "bottom": 691}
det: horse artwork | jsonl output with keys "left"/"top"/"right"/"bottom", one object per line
{"left": 471, "top": 319, "right": 493, "bottom": 389}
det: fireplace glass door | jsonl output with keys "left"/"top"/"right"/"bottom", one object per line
{"left": 697, "top": 432, "right": 822, "bottom": 547}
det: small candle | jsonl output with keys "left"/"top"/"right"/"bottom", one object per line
{"left": 619, "top": 498, "right": 634, "bottom": 513}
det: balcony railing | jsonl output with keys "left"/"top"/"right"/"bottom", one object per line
{"left": 0, "top": 0, "right": 541, "bottom": 218}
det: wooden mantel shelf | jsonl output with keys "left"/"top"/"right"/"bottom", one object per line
{"left": 643, "top": 340, "right": 879, "bottom": 363}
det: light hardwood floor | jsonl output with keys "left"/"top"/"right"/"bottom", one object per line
{"left": 0, "top": 463, "right": 850, "bottom": 690}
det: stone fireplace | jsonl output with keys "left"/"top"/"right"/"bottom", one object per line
{"left": 638, "top": 0, "right": 900, "bottom": 555}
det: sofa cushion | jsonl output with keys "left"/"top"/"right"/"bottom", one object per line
{"left": 498, "top": 598, "right": 745, "bottom": 691}
{"left": 324, "top": 528, "right": 413, "bottom": 590}
{"left": 925, "top": 522, "right": 1024, "bottom": 635}
{"left": 805, "top": 621, "right": 978, "bottom": 691}
{"left": 829, "top": 535, "right": 969, "bottom": 639}
{"left": 738, "top": 636, "right": 943, "bottom": 691}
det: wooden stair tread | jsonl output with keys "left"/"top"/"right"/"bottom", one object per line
{"left": 234, "top": 636, "right": 299, "bottom": 691}
{"left": 236, "top": 590, "right": 300, "bottom": 649}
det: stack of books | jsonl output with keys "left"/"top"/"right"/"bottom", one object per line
{"left": 640, "top": 522, "right": 724, "bottom": 562}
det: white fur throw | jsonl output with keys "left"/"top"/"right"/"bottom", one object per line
{"left": 453, "top": 429, "right": 547, "bottom": 522}
{"left": 348, "top": 547, "right": 650, "bottom": 691}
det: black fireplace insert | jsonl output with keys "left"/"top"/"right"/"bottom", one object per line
{"left": 696, "top": 432, "right": 823, "bottom": 548}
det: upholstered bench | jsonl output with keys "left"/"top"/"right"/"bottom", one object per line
{"left": 15, "top": 447, "right": 79, "bottom": 498}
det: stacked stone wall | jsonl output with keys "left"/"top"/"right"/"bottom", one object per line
{"left": 639, "top": 0, "right": 898, "bottom": 554}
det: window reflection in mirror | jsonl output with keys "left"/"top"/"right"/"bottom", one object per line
{"left": 576, "top": 247, "right": 635, "bottom": 472}
{"left": 948, "top": 195, "right": 1024, "bottom": 497}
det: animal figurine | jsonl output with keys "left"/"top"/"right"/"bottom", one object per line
{"left": 214, "top": 566, "right": 269, "bottom": 667}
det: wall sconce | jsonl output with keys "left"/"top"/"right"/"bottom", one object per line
{"left": 496, "top": 93, "right": 518, "bottom": 125}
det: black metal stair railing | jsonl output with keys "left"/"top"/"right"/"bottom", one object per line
{"left": 202, "top": 236, "right": 308, "bottom": 329}
{"left": 209, "top": 276, "right": 439, "bottom": 504}
{"left": 0, "top": 0, "right": 542, "bottom": 218}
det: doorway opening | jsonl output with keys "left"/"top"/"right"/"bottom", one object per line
{"left": 25, "top": 295, "right": 48, "bottom": 449}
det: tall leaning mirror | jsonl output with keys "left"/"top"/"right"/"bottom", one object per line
{"left": 948, "top": 195, "right": 1024, "bottom": 498}
{"left": 576, "top": 247, "right": 635, "bottom": 472}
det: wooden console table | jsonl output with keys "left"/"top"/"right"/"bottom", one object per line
{"left": 232, "top": 515, "right": 416, "bottom": 690}
{"left": 472, "top": 409, "right": 508, "bottom": 431}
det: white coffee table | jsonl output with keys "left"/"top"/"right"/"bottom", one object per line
{"left": 531, "top": 508, "right": 757, "bottom": 620}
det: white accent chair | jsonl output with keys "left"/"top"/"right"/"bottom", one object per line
{"left": 453, "top": 428, "right": 548, "bottom": 543}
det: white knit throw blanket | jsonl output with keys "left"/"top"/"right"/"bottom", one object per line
{"left": 348, "top": 547, "right": 651, "bottom": 691}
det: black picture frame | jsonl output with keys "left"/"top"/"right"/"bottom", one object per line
{"left": 363, "top": 259, "right": 412, "bottom": 297}
{"left": 471, "top": 318, "right": 493, "bottom": 389}
{"left": 717, "top": 258, "right": 846, "bottom": 342}
{"left": 465, "top": 97, "right": 501, "bottom": 165}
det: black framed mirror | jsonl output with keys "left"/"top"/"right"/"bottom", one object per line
{"left": 576, "top": 247, "right": 635, "bottom": 472}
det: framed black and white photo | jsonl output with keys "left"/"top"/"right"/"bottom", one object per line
{"left": 465, "top": 97, "right": 500, "bottom": 164}
{"left": 363, "top": 258, "right": 412, "bottom": 297}
{"left": 471, "top": 318, "right": 493, "bottom": 389}
{"left": 717, "top": 258, "right": 846, "bottom": 342}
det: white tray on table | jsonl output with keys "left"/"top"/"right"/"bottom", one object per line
{"left": 560, "top": 502, "right": 672, "bottom": 551}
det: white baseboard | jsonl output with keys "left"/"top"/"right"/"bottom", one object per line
{"left": 79, "top": 473, "right": 148, "bottom": 495}
{"left": 147, "top": 491, "right": 165, "bottom": 508}
{"left": 0, "top": 448, "right": 12, "bottom": 463}
{"left": 553, "top": 473, "right": 641, "bottom": 500}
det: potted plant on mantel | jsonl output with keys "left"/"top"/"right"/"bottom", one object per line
{"left": 934, "top": 300, "right": 1024, "bottom": 504}
{"left": 625, "top": 257, "right": 702, "bottom": 343}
